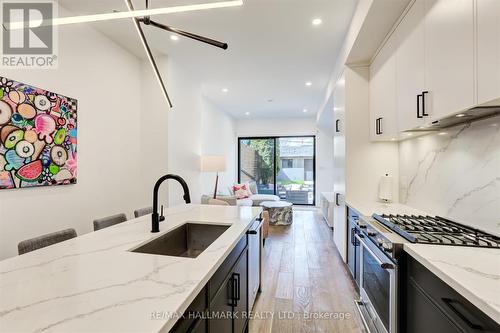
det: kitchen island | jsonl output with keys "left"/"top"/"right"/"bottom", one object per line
{"left": 0, "top": 204, "right": 261, "bottom": 333}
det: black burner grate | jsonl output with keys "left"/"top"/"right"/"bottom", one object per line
{"left": 372, "top": 214, "right": 500, "bottom": 248}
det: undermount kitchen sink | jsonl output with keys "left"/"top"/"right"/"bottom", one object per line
{"left": 131, "top": 222, "right": 230, "bottom": 258}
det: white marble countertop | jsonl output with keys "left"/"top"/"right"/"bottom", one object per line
{"left": 404, "top": 244, "right": 500, "bottom": 324}
{"left": 0, "top": 204, "right": 261, "bottom": 333}
{"left": 345, "top": 199, "right": 428, "bottom": 217}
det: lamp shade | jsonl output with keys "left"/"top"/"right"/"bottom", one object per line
{"left": 200, "top": 155, "right": 226, "bottom": 172}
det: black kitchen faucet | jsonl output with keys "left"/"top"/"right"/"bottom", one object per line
{"left": 151, "top": 174, "right": 191, "bottom": 233}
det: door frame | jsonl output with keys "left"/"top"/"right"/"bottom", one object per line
{"left": 237, "top": 135, "right": 316, "bottom": 206}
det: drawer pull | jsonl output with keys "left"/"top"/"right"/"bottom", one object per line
{"left": 442, "top": 298, "right": 483, "bottom": 330}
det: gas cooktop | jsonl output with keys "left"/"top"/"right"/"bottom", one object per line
{"left": 372, "top": 214, "right": 500, "bottom": 248}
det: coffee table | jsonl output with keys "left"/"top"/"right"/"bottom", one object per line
{"left": 259, "top": 201, "right": 293, "bottom": 226}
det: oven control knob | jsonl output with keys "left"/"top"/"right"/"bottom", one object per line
{"left": 368, "top": 230, "right": 377, "bottom": 237}
{"left": 382, "top": 243, "right": 393, "bottom": 253}
{"left": 377, "top": 238, "right": 384, "bottom": 246}
{"left": 357, "top": 222, "right": 367, "bottom": 229}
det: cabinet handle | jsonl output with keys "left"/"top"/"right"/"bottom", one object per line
{"left": 376, "top": 117, "right": 383, "bottom": 135}
{"left": 228, "top": 275, "right": 237, "bottom": 307}
{"left": 247, "top": 219, "right": 263, "bottom": 235}
{"left": 422, "top": 91, "right": 429, "bottom": 117}
{"left": 351, "top": 228, "right": 356, "bottom": 246}
{"left": 335, "top": 193, "right": 341, "bottom": 206}
{"left": 233, "top": 273, "right": 240, "bottom": 301}
{"left": 442, "top": 298, "right": 483, "bottom": 330}
{"left": 335, "top": 119, "right": 340, "bottom": 133}
{"left": 417, "top": 94, "right": 423, "bottom": 118}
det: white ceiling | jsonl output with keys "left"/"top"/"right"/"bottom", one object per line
{"left": 58, "top": 0, "right": 358, "bottom": 119}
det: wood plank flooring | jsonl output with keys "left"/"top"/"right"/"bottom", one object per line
{"left": 249, "top": 208, "right": 367, "bottom": 333}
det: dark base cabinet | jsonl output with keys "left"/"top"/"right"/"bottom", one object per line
{"left": 346, "top": 207, "right": 360, "bottom": 288}
{"left": 403, "top": 255, "right": 500, "bottom": 333}
{"left": 170, "top": 235, "right": 249, "bottom": 333}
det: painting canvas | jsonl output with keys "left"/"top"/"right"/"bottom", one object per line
{"left": 0, "top": 77, "right": 77, "bottom": 189}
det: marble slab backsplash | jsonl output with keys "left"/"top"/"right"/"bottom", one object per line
{"left": 399, "top": 116, "right": 500, "bottom": 235}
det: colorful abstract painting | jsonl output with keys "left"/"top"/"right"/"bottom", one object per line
{"left": 0, "top": 76, "right": 77, "bottom": 189}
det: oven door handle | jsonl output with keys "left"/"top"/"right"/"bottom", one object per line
{"left": 355, "top": 234, "right": 394, "bottom": 270}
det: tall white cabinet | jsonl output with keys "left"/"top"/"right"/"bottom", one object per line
{"left": 332, "top": 73, "right": 346, "bottom": 261}
{"left": 477, "top": 0, "right": 500, "bottom": 105}
{"left": 395, "top": 0, "right": 426, "bottom": 131}
{"left": 370, "top": 32, "right": 398, "bottom": 141}
{"left": 424, "top": 0, "right": 475, "bottom": 120}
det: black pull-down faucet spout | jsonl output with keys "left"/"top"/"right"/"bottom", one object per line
{"left": 152, "top": 174, "right": 191, "bottom": 233}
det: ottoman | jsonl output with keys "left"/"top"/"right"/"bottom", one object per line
{"left": 259, "top": 201, "right": 293, "bottom": 226}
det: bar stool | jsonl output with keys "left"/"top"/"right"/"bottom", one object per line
{"left": 18, "top": 228, "right": 77, "bottom": 255}
{"left": 134, "top": 207, "right": 153, "bottom": 218}
{"left": 93, "top": 213, "right": 127, "bottom": 231}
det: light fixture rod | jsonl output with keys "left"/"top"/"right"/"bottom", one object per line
{"left": 126, "top": 0, "right": 173, "bottom": 108}
{"left": 6, "top": 0, "right": 243, "bottom": 29}
{"left": 141, "top": 19, "right": 228, "bottom": 50}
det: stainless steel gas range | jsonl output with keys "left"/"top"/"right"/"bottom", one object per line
{"left": 351, "top": 212, "right": 500, "bottom": 333}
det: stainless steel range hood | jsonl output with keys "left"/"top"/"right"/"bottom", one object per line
{"left": 406, "top": 99, "right": 500, "bottom": 132}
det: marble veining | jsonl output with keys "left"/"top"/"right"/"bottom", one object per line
{"left": 404, "top": 244, "right": 500, "bottom": 324}
{"left": 399, "top": 116, "right": 500, "bottom": 235}
{"left": 0, "top": 204, "right": 261, "bottom": 332}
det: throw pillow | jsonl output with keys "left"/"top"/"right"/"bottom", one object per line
{"left": 233, "top": 184, "right": 250, "bottom": 199}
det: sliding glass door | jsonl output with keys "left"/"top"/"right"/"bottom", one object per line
{"left": 239, "top": 138, "right": 276, "bottom": 195}
{"left": 238, "top": 136, "right": 315, "bottom": 205}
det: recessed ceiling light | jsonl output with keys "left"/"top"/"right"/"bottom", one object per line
{"left": 222, "top": 88, "right": 229, "bottom": 93}
{"left": 303, "top": 109, "right": 308, "bottom": 113}
{"left": 245, "top": 112, "right": 250, "bottom": 116}
{"left": 406, "top": 133, "right": 413, "bottom": 136}
{"left": 391, "top": 138, "right": 396, "bottom": 141}
{"left": 438, "top": 132, "right": 447, "bottom": 136}
{"left": 305, "top": 81, "right": 312, "bottom": 87}
{"left": 456, "top": 113, "right": 465, "bottom": 118}
{"left": 170, "top": 35, "right": 179, "bottom": 41}
{"left": 312, "top": 18, "right": 322, "bottom": 26}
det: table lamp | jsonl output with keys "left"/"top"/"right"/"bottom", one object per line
{"left": 201, "top": 155, "right": 226, "bottom": 199}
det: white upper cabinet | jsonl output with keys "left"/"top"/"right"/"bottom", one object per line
{"left": 371, "top": 0, "right": 497, "bottom": 134}
{"left": 424, "top": 0, "right": 475, "bottom": 119}
{"left": 396, "top": 0, "right": 426, "bottom": 131}
{"left": 477, "top": 0, "right": 500, "bottom": 105}
{"left": 370, "top": 31, "right": 398, "bottom": 141}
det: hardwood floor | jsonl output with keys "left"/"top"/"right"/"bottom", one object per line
{"left": 249, "top": 208, "right": 367, "bottom": 333}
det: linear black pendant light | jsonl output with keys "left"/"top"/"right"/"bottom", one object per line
{"left": 125, "top": 0, "right": 229, "bottom": 108}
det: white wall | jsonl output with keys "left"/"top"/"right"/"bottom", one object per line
{"left": 165, "top": 61, "right": 236, "bottom": 205}
{"left": 236, "top": 117, "right": 316, "bottom": 137}
{"left": 0, "top": 7, "right": 145, "bottom": 259}
{"left": 139, "top": 56, "right": 170, "bottom": 209}
{"left": 235, "top": 117, "right": 334, "bottom": 205}
{"left": 165, "top": 60, "right": 203, "bottom": 206}
{"left": 200, "top": 99, "right": 237, "bottom": 196}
